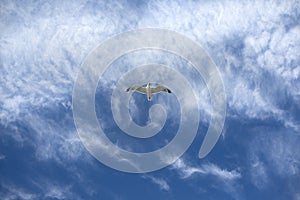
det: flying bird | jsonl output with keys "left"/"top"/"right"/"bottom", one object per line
{"left": 126, "top": 82, "right": 171, "bottom": 101}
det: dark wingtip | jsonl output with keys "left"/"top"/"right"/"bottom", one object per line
{"left": 125, "top": 88, "right": 130, "bottom": 92}
{"left": 167, "top": 89, "right": 171, "bottom": 93}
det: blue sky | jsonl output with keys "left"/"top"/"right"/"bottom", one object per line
{"left": 1, "top": 0, "right": 300, "bottom": 199}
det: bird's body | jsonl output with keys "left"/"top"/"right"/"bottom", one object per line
{"left": 126, "top": 83, "right": 171, "bottom": 101}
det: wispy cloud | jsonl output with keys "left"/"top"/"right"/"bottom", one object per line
{"left": 0, "top": 184, "right": 37, "bottom": 200}
{"left": 171, "top": 158, "right": 243, "bottom": 200}
{"left": 142, "top": 175, "right": 170, "bottom": 192}
{"left": 1, "top": 163, "right": 84, "bottom": 200}
{"left": 0, "top": 1, "right": 299, "bottom": 199}
{"left": 1, "top": 0, "right": 299, "bottom": 161}
{"left": 0, "top": 181, "right": 81, "bottom": 200}
{"left": 43, "top": 185, "right": 79, "bottom": 200}
{"left": 29, "top": 114, "right": 84, "bottom": 161}
{"left": 248, "top": 129, "right": 300, "bottom": 189}
{"left": 142, "top": 0, "right": 300, "bottom": 130}
{"left": 249, "top": 158, "right": 269, "bottom": 189}
{"left": 172, "top": 159, "right": 241, "bottom": 181}
{"left": 1, "top": 0, "right": 298, "bottom": 127}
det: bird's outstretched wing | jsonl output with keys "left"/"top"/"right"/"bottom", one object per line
{"left": 151, "top": 86, "right": 171, "bottom": 94}
{"left": 126, "top": 85, "right": 147, "bottom": 94}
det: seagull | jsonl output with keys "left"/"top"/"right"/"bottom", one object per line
{"left": 126, "top": 82, "right": 171, "bottom": 101}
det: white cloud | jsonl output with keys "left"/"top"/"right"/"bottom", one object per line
{"left": 1, "top": 181, "right": 83, "bottom": 200}
{"left": 0, "top": 154, "right": 6, "bottom": 160}
{"left": 0, "top": 3, "right": 299, "bottom": 198}
{"left": 1, "top": 0, "right": 298, "bottom": 128}
{"left": 171, "top": 158, "right": 243, "bottom": 200}
{"left": 142, "top": 175, "right": 170, "bottom": 191}
{"left": 202, "top": 163, "right": 242, "bottom": 180}
{"left": 145, "top": 0, "right": 299, "bottom": 129}
{"left": 118, "top": 0, "right": 299, "bottom": 130}
{"left": 0, "top": 110, "right": 90, "bottom": 165}
{"left": 0, "top": 184, "right": 37, "bottom": 200}
{"left": 43, "top": 185, "right": 79, "bottom": 200}
{"left": 1, "top": 0, "right": 298, "bottom": 145}
{"left": 0, "top": 0, "right": 139, "bottom": 127}
{"left": 172, "top": 159, "right": 241, "bottom": 181}
{"left": 25, "top": 114, "right": 89, "bottom": 164}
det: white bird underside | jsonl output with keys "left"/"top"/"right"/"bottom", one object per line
{"left": 126, "top": 83, "right": 171, "bottom": 101}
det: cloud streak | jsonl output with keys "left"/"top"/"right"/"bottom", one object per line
{"left": 172, "top": 159, "right": 241, "bottom": 181}
{"left": 142, "top": 175, "right": 170, "bottom": 192}
{"left": 171, "top": 159, "right": 243, "bottom": 200}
